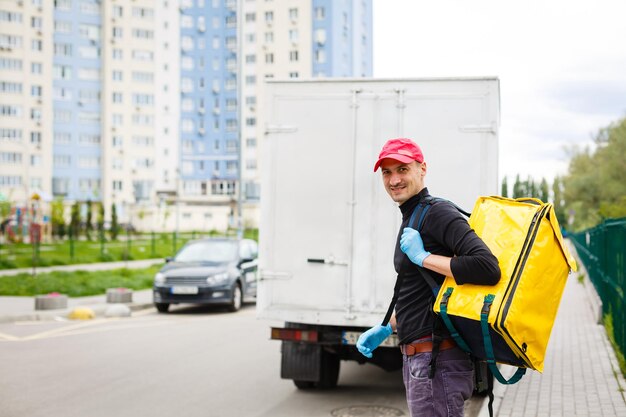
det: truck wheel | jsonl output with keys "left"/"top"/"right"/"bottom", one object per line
{"left": 293, "top": 380, "right": 315, "bottom": 389}
{"left": 317, "top": 350, "right": 340, "bottom": 389}
{"left": 155, "top": 303, "right": 169, "bottom": 313}
{"left": 228, "top": 283, "right": 243, "bottom": 312}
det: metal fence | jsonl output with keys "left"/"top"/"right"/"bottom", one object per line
{"left": 570, "top": 218, "right": 626, "bottom": 357}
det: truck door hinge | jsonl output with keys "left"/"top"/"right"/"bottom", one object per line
{"left": 459, "top": 123, "right": 497, "bottom": 134}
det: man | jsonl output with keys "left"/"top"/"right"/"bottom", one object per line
{"left": 356, "top": 138, "right": 501, "bottom": 417}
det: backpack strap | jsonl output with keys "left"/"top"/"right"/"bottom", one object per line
{"left": 381, "top": 196, "right": 436, "bottom": 327}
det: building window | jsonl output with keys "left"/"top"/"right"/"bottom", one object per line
{"left": 0, "top": 34, "right": 23, "bottom": 49}
{"left": 289, "top": 50, "right": 299, "bottom": 62}
{"left": 246, "top": 117, "right": 256, "bottom": 126}
{"left": 31, "top": 39, "right": 43, "bottom": 52}
{"left": 245, "top": 75, "right": 256, "bottom": 85}
{"left": 264, "top": 32, "right": 273, "bottom": 43}
{"left": 112, "top": 92, "right": 123, "bottom": 103}
{"left": 112, "top": 5, "right": 123, "bottom": 17}
{"left": 315, "top": 49, "right": 326, "bottom": 63}
{"left": 112, "top": 70, "right": 123, "bottom": 81}
{"left": 55, "top": 21, "right": 72, "bottom": 33}
{"left": 112, "top": 180, "right": 123, "bottom": 191}
{"left": 54, "top": 109, "right": 72, "bottom": 123}
{"left": 265, "top": 53, "right": 274, "bottom": 64}
{"left": 245, "top": 12, "right": 255, "bottom": 22}
{"left": 132, "top": 29, "right": 154, "bottom": 39}
{"left": 315, "top": 7, "right": 325, "bottom": 20}
{"left": 289, "top": 8, "right": 298, "bottom": 20}
{"left": 265, "top": 11, "right": 273, "bottom": 22}
{"left": 54, "top": 43, "right": 72, "bottom": 57}
{"left": 246, "top": 137, "right": 257, "bottom": 148}
{"left": 289, "top": 72, "right": 299, "bottom": 78}
{"left": 0, "top": 81, "right": 22, "bottom": 94}
{"left": 112, "top": 49, "right": 123, "bottom": 60}
{"left": 245, "top": 54, "right": 256, "bottom": 64}
{"left": 112, "top": 27, "right": 123, "bottom": 38}
{"left": 132, "top": 50, "right": 153, "bottom": 61}
{"left": 54, "top": 132, "right": 72, "bottom": 144}
{"left": 0, "top": 129, "right": 22, "bottom": 142}
{"left": 0, "top": 58, "right": 23, "bottom": 71}
{"left": 30, "top": 132, "right": 41, "bottom": 145}
{"left": 289, "top": 29, "right": 298, "bottom": 42}
{"left": 54, "top": 155, "right": 71, "bottom": 168}
{"left": 0, "top": 152, "right": 22, "bottom": 164}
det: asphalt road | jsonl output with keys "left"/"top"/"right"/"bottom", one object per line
{"left": 0, "top": 303, "right": 483, "bottom": 417}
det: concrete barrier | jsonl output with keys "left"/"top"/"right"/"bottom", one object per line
{"left": 34, "top": 293, "right": 68, "bottom": 310}
{"left": 106, "top": 288, "right": 133, "bottom": 303}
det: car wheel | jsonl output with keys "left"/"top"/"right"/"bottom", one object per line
{"left": 155, "top": 303, "right": 170, "bottom": 313}
{"left": 228, "top": 282, "right": 243, "bottom": 312}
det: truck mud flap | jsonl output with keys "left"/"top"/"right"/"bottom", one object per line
{"left": 281, "top": 341, "right": 321, "bottom": 381}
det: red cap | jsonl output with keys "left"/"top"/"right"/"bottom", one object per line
{"left": 373, "top": 138, "right": 424, "bottom": 171}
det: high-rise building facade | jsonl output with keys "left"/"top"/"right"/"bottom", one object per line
{"left": 0, "top": 0, "right": 372, "bottom": 231}
{"left": 180, "top": 0, "right": 373, "bottom": 229}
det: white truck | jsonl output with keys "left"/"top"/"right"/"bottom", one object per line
{"left": 257, "top": 78, "right": 500, "bottom": 389}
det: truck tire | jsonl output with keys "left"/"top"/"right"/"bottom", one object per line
{"left": 155, "top": 303, "right": 169, "bottom": 313}
{"left": 317, "top": 349, "right": 340, "bottom": 389}
{"left": 293, "top": 380, "right": 315, "bottom": 389}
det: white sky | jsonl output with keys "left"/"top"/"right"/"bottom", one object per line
{"left": 373, "top": 0, "right": 626, "bottom": 184}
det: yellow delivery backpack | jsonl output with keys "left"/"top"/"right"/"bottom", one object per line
{"left": 433, "top": 196, "right": 577, "bottom": 384}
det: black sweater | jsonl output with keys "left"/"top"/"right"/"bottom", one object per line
{"left": 393, "top": 188, "right": 501, "bottom": 344}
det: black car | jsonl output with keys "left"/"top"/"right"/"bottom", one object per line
{"left": 153, "top": 238, "right": 258, "bottom": 313}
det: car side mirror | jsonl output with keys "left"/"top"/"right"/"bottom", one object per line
{"left": 165, "top": 256, "right": 173, "bottom": 263}
{"left": 239, "top": 257, "right": 254, "bottom": 265}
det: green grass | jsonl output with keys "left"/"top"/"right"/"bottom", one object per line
{"left": 0, "top": 265, "right": 162, "bottom": 297}
{"left": 0, "top": 229, "right": 259, "bottom": 270}
{"left": 604, "top": 312, "right": 626, "bottom": 379}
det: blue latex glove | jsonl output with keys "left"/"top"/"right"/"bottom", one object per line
{"left": 400, "top": 227, "right": 431, "bottom": 267}
{"left": 356, "top": 323, "right": 393, "bottom": 358}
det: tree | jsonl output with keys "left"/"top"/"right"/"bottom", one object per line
{"left": 560, "top": 115, "right": 626, "bottom": 231}
{"left": 527, "top": 176, "right": 537, "bottom": 199}
{"left": 85, "top": 200, "right": 93, "bottom": 241}
{"left": 50, "top": 198, "right": 66, "bottom": 239}
{"left": 70, "top": 201, "right": 81, "bottom": 239}
{"left": 512, "top": 174, "right": 523, "bottom": 198}
{"left": 110, "top": 203, "right": 120, "bottom": 240}
{"left": 97, "top": 202, "right": 105, "bottom": 238}
{"left": 539, "top": 178, "right": 549, "bottom": 203}
{"left": 552, "top": 176, "right": 566, "bottom": 226}
{"left": 501, "top": 176, "right": 508, "bottom": 198}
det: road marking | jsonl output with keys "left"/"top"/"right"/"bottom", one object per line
{"left": 0, "top": 331, "right": 19, "bottom": 341}
{"left": 20, "top": 319, "right": 109, "bottom": 341}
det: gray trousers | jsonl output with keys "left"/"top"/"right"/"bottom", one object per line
{"left": 402, "top": 345, "right": 474, "bottom": 417}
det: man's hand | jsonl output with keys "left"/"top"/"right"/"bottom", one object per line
{"left": 356, "top": 323, "right": 393, "bottom": 358}
{"left": 400, "top": 227, "right": 431, "bottom": 267}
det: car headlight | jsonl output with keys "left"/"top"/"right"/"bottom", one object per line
{"left": 206, "top": 272, "right": 229, "bottom": 286}
{"left": 154, "top": 272, "right": 166, "bottom": 284}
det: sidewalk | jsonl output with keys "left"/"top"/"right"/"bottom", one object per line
{"left": 0, "top": 258, "right": 164, "bottom": 277}
{"left": 479, "top": 242, "right": 626, "bottom": 417}
{"left": 0, "top": 289, "right": 155, "bottom": 323}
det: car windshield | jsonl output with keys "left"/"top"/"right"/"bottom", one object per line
{"left": 174, "top": 240, "right": 238, "bottom": 263}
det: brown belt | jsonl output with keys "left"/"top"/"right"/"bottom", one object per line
{"left": 400, "top": 338, "right": 457, "bottom": 356}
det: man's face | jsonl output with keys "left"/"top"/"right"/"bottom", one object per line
{"left": 380, "top": 159, "right": 426, "bottom": 204}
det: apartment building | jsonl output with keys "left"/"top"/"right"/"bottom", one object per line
{"left": 0, "top": 0, "right": 53, "bottom": 203}
{"left": 0, "top": 0, "right": 372, "bottom": 232}
{"left": 181, "top": 0, "right": 373, "bottom": 230}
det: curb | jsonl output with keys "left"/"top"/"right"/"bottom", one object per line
{"left": 0, "top": 302, "right": 154, "bottom": 324}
